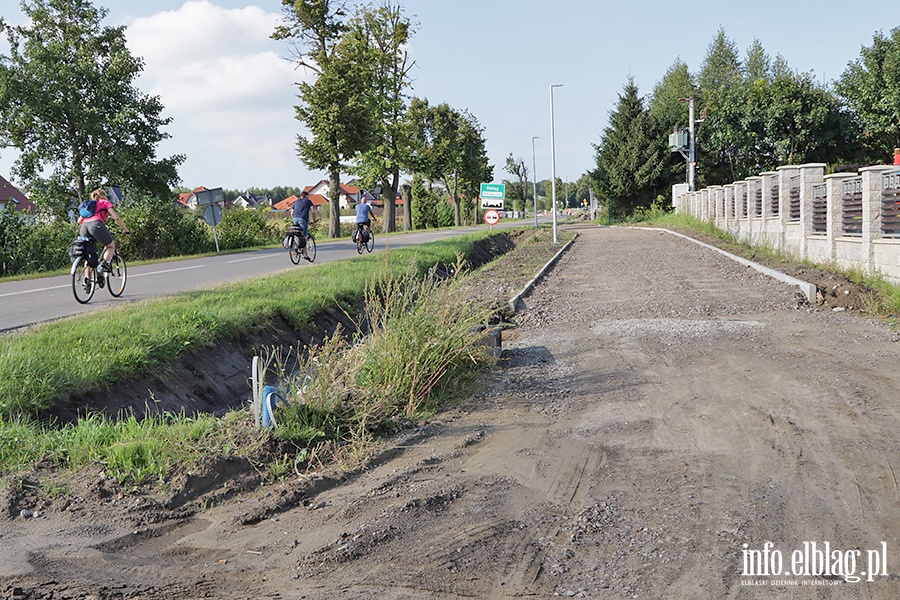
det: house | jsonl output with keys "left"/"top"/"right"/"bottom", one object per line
{"left": 177, "top": 186, "right": 208, "bottom": 209}
{"left": 0, "top": 175, "right": 36, "bottom": 213}
{"left": 233, "top": 191, "right": 271, "bottom": 209}
{"left": 177, "top": 186, "right": 231, "bottom": 210}
{"left": 306, "top": 180, "right": 368, "bottom": 210}
{"left": 273, "top": 193, "right": 328, "bottom": 213}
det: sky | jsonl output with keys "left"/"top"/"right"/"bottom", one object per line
{"left": 0, "top": 0, "right": 897, "bottom": 193}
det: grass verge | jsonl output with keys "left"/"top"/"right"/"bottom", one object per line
{"left": 0, "top": 231, "right": 505, "bottom": 490}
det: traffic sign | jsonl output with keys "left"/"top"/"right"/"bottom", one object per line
{"left": 480, "top": 183, "right": 505, "bottom": 209}
{"left": 484, "top": 209, "right": 500, "bottom": 226}
{"left": 480, "top": 183, "right": 505, "bottom": 199}
{"left": 203, "top": 204, "right": 223, "bottom": 226}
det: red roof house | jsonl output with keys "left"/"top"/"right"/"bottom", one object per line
{"left": 0, "top": 175, "right": 36, "bottom": 213}
{"left": 274, "top": 193, "right": 328, "bottom": 212}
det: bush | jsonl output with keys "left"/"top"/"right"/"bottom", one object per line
{"left": 215, "top": 207, "right": 280, "bottom": 250}
{"left": 0, "top": 211, "right": 72, "bottom": 277}
{"left": 412, "top": 178, "right": 454, "bottom": 229}
{"left": 115, "top": 195, "right": 214, "bottom": 260}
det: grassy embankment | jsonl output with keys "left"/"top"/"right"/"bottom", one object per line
{"left": 629, "top": 208, "right": 900, "bottom": 318}
{"left": 0, "top": 231, "right": 507, "bottom": 489}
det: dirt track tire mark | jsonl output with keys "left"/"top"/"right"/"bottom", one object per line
{"left": 542, "top": 437, "right": 608, "bottom": 511}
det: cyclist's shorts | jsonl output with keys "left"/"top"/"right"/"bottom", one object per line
{"left": 356, "top": 220, "right": 371, "bottom": 228}
{"left": 81, "top": 220, "right": 113, "bottom": 246}
{"left": 292, "top": 217, "right": 309, "bottom": 238}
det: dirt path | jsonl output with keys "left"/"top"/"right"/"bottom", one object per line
{"left": 3, "top": 226, "right": 899, "bottom": 599}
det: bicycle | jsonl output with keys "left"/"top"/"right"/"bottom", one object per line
{"left": 71, "top": 235, "right": 127, "bottom": 304}
{"left": 287, "top": 222, "right": 317, "bottom": 264}
{"left": 353, "top": 223, "right": 375, "bottom": 254}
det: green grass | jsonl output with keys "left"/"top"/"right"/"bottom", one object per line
{"left": 0, "top": 231, "right": 505, "bottom": 488}
{"left": 0, "top": 234, "right": 493, "bottom": 419}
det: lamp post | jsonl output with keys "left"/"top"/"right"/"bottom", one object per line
{"left": 531, "top": 136, "right": 539, "bottom": 228}
{"left": 550, "top": 84, "right": 563, "bottom": 243}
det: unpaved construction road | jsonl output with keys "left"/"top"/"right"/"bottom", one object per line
{"left": 2, "top": 225, "right": 899, "bottom": 599}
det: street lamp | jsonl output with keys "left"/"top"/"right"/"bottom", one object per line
{"left": 532, "top": 136, "right": 539, "bottom": 228}
{"left": 550, "top": 84, "right": 563, "bottom": 244}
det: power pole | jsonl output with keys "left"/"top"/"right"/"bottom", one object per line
{"left": 687, "top": 96, "right": 696, "bottom": 192}
{"left": 673, "top": 96, "right": 701, "bottom": 192}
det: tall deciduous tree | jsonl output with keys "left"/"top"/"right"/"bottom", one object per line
{"left": 0, "top": 0, "right": 182, "bottom": 215}
{"left": 274, "top": 0, "right": 376, "bottom": 238}
{"left": 450, "top": 110, "right": 492, "bottom": 226}
{"left": 592, "top": 77, "right": 663, "bottom": 216}
{"left": 347, "top": 2, "right": 415, "bottom": 233}
{"left": 503, "top": 153, "right": 529, "bottom": 213}
{"left": 405, "top": 98, "right": 491, "bottom": 226}
{"left": 836, "top": 27, "right": 900, "bottom": 164}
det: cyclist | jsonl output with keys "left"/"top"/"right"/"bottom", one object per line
{"left": 77, "top": 188, "right": 129, "bottom": 275}
{"left": 354, "top": 197, "right": 376, "bottom": 243}
{"left": 291, "top": 190, "right": 316, "bottom": 261}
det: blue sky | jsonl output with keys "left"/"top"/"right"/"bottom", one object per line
{"left": 0, "top": 0, "right": 896, "bottom": 192}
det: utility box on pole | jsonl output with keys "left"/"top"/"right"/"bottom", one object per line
{"left": 668, "top": 132, "right": 689, "bottom": 151}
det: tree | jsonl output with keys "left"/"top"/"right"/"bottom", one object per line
{"left": 450, "top": 110, "right": 492, "bottom": 226}
{"left": 274, "top": 0, "right": 376, "bottom": 238}
{"left": 0, "top": 0, "right": 182, "bottom": 216}
{"left": 764, "top": 72, "right": 857, "bottom": 167}
{"left": 346, "top": 2, "right": 416, "bottom": 234}
{"left": 410, "top": 174, "right": 453, "bottom": 229}
{"left": 696, "top": 33, "right": 857, "bottom": 182}
{"left": 592, "top": 77, "right": 663, "bottom": 216}
{"left": 836, "top": 27, "right": 900, "bottom": 164}
{"left": 696, "top": 28, "right": 745, "bottom": 186}
{"left": 648, "top": 59, "right": 697, "bottom": 193}
{"left": 502, "top": 153, "right": 529, "bottom": 213}
{"left": 405, "top": 98, "right": 492, "bottom": 226}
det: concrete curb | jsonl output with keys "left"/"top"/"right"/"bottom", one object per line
{"left": 633, "top": 227, "right": 818, "bottom": 304}
{"left": 507, "top": 233, "right": 579, "bottom": 315}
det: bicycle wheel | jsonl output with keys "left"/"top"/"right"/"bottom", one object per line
{"left": 365, "top": 229, "right": 375, "bottom": 253}
{"left": 71, "top": 257, "right": 96, "bottom": 304}
{"left": 107, "top": 252, "right": 127, "bottom": 297}
{"left": 289, "top": 235, "right": 302, "bottom": 264}
{"left": 306, "top": 234, "right": 317, "bottom": 262}
{"left": 356, "top": 229, "right": 364, "bottom": 254}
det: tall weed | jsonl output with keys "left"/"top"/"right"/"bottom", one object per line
{"left": 274, "top": 261, "right": 496, "bottom": 454}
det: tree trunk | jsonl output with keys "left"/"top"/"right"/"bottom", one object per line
{"left": 401, "top": 184, "right": 412, "bottom": 230}
{"left": 329, "top": 169, "right": 341, "bottom": 238}
{"left": 452, "top": 171, "right": 461, "bottom": 227}
{"left": 381, "top": 172, "right": 398, "bottom": 234}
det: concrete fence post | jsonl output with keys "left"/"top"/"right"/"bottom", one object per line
{"left": 861, "top": 165, "right": 898, "bottom": 273}
{"left": 825, "top": 173, "right": 858, "bottom": 264}
{"left": 760, "top": 171, "right": 779, "bottom": 249}
{"left": 724, "top": 184, "right": 735, "bottom": 232}
{"left": 798, "top": 163, "right": 826, "bottom": 261}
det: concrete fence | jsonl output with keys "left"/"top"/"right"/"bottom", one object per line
{"left": 674, "top": 163, "right": 900, "bottom": 283}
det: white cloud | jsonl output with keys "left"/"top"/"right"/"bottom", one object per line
{"left": 124, "top": 0, "right": 312, "bottom": 188}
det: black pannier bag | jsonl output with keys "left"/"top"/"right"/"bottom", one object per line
{"left": 70, "top": 236, "right": 99, "bottom": 268}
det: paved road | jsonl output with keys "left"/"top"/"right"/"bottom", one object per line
{"left": 0, "top": 219, "right": 547, "bottom": 333}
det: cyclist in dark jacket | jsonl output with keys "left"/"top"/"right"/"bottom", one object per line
{"left": 291, "top": 191, "right": 316, "bottom": 261}
{"left": 354, "top": 197, "right": 376, "bottom": 242}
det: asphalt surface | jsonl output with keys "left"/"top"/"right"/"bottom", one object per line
{"left": 0, "top": 219, "right": 547, "bottom": 333}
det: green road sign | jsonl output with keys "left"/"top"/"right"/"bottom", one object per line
{"left": 480, "top": 183, "right": 506, "bottom": 199}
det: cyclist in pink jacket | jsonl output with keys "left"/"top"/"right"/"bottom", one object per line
{"left": 77, "top": 188, "right": 130, "bottom": 274}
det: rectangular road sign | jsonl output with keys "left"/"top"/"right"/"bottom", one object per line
{"left": 480, "top": 183, "right": 505, "bottom": 199}
{"left": 480, "top": 182, "right": 505, "bottom": 209}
